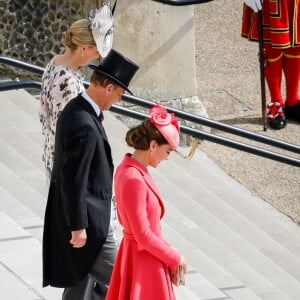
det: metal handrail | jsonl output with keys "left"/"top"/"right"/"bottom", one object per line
{"left": 1, "top": 53, "right": 298, "bottom": 154}
{"left": 0, "top": 80, "right": 41, "bottom": 91}
{"left": 122, "top": 94, "right": 300, "bottom": 154}
{"left": 1, "top": 56, "right": 300, "bottom": 167}
{"left": 108, "top": 105, "right": 300, "bottom": 167}
{"left": 0, "top": 56, "right": 44, "bottom": 76}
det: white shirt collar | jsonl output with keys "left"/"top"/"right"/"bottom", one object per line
{"left": 81, "top": 91, "right": 101, "bottom": 117}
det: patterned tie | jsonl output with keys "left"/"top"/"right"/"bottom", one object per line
{"left": 98, "top": 111, "right": 108, "bottom": 140}
{"left": 98, "top": 111, "right": 104, "bottom": 122}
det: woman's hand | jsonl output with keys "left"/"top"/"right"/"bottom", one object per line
{"left": 179, "top": 255, "right": 187, "bottom": 274}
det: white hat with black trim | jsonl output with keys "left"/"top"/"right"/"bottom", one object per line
{"left": 89, "top": 2, "right": 114, "bottom": 57}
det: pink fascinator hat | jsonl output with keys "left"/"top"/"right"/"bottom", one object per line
{"left": 149, "top": 104, "right": 180, "bottom": 149}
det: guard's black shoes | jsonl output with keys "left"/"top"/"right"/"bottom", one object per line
{"left": 285, "top": 102, "right": 300, "bottom": 123}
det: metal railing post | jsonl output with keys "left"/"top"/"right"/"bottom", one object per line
{"left": 1, "top": 56, "right": 300, "bottom": 167}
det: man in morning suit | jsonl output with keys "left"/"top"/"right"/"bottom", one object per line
{"left": 42, "top": 49, "right": 139, "bottom": 300}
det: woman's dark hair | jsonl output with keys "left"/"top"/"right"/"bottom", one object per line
{"left": 90, "top": 71, "right": 116, "bottom": 87}
{"left": 126, "top": 119, "right": 168, "bottom": 150}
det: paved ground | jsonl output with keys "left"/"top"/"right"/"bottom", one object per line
{"left": 194, "top": 0, "right": 300, "bottom": 223}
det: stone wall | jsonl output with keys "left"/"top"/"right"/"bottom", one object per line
{"left": 0, "top": 0, "right": 97, "bottom": 77}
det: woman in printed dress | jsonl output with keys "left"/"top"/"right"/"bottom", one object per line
{"left": 106, "top": 104, "right": 187, "bottom": 300}
{"left": 39, "top": 18, "right": 99, "bottom": 179}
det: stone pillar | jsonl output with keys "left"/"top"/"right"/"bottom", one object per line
{"left": 114, "top": 1, "right": 195, "bottom": 100}
{"left": 113, "top": 1, "right": 208, "bottom": 142}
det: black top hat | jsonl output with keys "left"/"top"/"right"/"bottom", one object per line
{"left": 89, "top": 49, "right": 139, "bottom": 94}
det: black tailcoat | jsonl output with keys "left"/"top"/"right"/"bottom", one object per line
{"left": 42, "top": 94, "right": 114, "bottom": 287}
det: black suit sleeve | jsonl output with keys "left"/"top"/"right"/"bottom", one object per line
{"left": 61, "top": 123, "right": 97, "bottom": 230}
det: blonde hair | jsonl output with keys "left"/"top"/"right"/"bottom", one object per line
{"left": 61, "top": 19, "right": 96, "bottom": 50}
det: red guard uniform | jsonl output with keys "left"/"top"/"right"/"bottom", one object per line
{"left": 242, "top": 0, "right": 300, "bottom": 128}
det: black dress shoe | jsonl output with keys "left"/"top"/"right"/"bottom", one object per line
{"left": 285, "top": 102, "right": 300, "bottom": 123}
{"left": 268, "top": 115, "right": 286, "bottom": 129}
{"left": 92, "top": 282, "right": 104, "bottom": 300}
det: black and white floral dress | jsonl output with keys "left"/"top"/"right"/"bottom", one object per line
{"left": 39, "top": 57, "right": 85, "bottom": 179}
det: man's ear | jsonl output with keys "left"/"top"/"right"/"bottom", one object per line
{"left": 105, "top": 83, "right": 114, "bottom": 94}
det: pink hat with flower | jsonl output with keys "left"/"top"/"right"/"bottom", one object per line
{"left": 149, "top": 104, "right": 180, "bottom": 149}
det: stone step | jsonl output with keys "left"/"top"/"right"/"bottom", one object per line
{"left": 0, "top": 185, "right": 43, "bottom": 242}
{"left": 0, "top": 91, "right": 47, "bottom": 204}
{"left": 153, "top": 169, "right": 300, "bottom": 299}
{"left": 0, "top": 137, "right": 47, "bottom": 197}
{"left": 162, "top": 221, "right": 236, "bottom": 300}
{"left": 174, "top": 284, "right": 206, "bottom": 300}
{"left": 0, "top": 160, "right": 46, "bottom": 218}
{"left": 0, "top": 211, "right": 61, "bottom": 300}
{"left": 171, "top": 148, "right": 300, "bottom": 247}
{"left": 160, "top": 199, "right": 290, "bottom": 300}
{"left": 3, "top": 89, "right": 43, "bottom": 148}
{"left": 3, "top": 89, "right": 40, "bottom": 118}
{"left": 157, "top": 155, "right": 300, "bottom": 269}
{"left": 0, "top": 94, "right": 41, "bottom": 142}
{"left": 163, "top": 220, "right": 274, "bottom": 300}
{"left": 0, "top": 262, "right": 43, "bottom": 300}
{"left": 0, "top": 116, "right": 43, "bottom": 170}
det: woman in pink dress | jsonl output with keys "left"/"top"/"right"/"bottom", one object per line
{"left": 106, "top": 104, "right": 187, "bottom": 300}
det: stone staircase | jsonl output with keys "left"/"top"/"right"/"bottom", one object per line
{"left": 0, "top": 89, "right": 300, "bottom": 299}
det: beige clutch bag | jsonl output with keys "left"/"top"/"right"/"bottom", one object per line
{"left": 170, "top": 265, "right": 185, "bottom": 286}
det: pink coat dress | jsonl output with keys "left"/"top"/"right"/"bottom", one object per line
{"left": 106, "top": 153, "right": 181, "bottom": 300}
